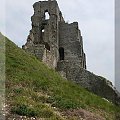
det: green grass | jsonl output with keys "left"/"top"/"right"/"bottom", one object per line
{"left": 5, "top": 36, "right": 120, "bottom": 119}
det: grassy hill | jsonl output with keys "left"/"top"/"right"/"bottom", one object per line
{"left": 2, "top": 33, "right": 120, "bottom": 119}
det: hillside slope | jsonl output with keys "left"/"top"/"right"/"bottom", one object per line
{"left": 3, "top": 35, "right": 120, "bottom": 119}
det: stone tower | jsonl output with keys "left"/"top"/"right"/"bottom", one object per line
{"left": 23, "top": 0, "right": 86, "bottom": 73}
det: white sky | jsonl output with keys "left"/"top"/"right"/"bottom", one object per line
{"left": 0, "top": 0, "right": 115, "bottom": 85}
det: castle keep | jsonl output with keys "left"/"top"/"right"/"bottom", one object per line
{"left": 23, "top": 0, "right": 120, "bottom": 105}
{"left": 23, "top": 0, "right": 86, "bottom": 75}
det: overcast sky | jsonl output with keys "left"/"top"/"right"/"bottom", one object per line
{"left": 0, "top": 0, "right": 115, "bottom": 87}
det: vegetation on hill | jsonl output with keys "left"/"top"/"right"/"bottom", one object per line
{"left": 2, "top": 34, "right": 120, "bottom": 119}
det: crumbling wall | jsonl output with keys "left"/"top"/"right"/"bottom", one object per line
{"left": 58, "top": 22, "right": 86, "bottom": 69}
{"left": 57, "top": 62, "right": 120, "bottom": 105}
{"left": 23, "top": 0, "right": 65, "bottom": 68}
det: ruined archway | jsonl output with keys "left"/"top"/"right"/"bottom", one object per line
{"left": 59, "top": 47, "right": 64, "bottom": 60}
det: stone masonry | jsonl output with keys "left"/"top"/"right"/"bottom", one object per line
{"left": 23, "top": 0, "right": 120, "bottom": 105}
{"left": 22, "top": 0, "right": 86, "bottom": 70}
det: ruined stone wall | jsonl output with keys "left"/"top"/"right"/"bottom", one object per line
{"left": 32, "top": 1, "right": 59, "bottom": 68}
{"left": 57, "top": 62, "right": 120, "bottom": 105}
{"left": 23, "top": 0, "right": 65, "bottom": 68}
{"left": 59, "top": 22, "right": 81, "bottom": 60}
{"left": 58, "top": 22, "right": 86, "bottom": 69}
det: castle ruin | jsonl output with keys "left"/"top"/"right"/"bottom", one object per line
{"left": 22, "top": 0, "right": 86, "bottom": 77}
{"left": 23, "top": 0, "right": 120, "bottom": 105}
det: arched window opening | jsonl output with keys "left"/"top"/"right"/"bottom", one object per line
{"left": 59, "top": 47, "right": 64, "bottom": 60}
{"left": 45, "top": 42, "right": 50, "bottom": 51}
{"left": 45, "top": 10, "right": 50, "bottom": 20}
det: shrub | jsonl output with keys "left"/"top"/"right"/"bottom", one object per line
{"left": 11, "top": 104, "right": 38, "bottom": 117}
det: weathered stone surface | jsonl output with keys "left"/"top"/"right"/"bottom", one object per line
{"left": 57, "top": 61, "right": 120, "bottom": 105}
{"left": 23, "top": 0, "right": 86, "bottom": 69}
{"left": 23, "top": 0, "right": 120, "bottom": 105}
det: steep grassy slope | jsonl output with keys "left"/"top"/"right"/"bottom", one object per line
{"left": 4, "top": 35, "right": 120, "bottom": 119}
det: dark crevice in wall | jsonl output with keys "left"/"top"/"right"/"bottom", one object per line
{"left": 59, "top": 47, "right": 64, "bottom": 60}
{"left": 45, "top": 42, "right": 50, "bottom": 51}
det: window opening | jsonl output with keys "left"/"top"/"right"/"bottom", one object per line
{"left": 41, "top": 26, "right": 45, "bottom": 41}
{"left": 45, "top": 10, "right": 50, "bottom": 20}
{"left": 42, "top": 29, "right": 45, "bottom": 33}
{"left": 59, "top": 47, "right": 64, "bottom": 60}
{"left": 45, "top": 42, "right": 50, "bottom": 51}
